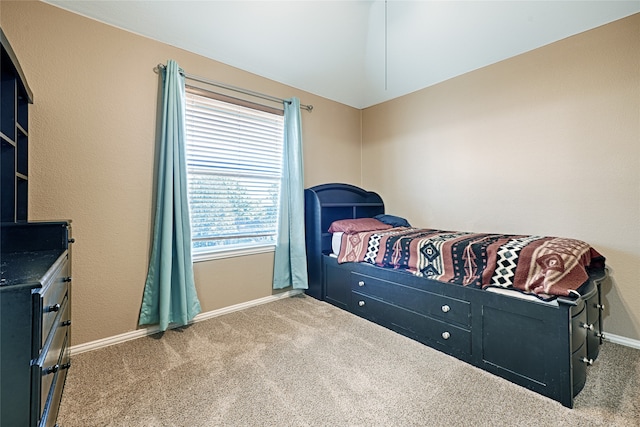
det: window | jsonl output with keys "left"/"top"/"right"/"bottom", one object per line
{"left": 184, "top": 89, "right": 284, "bottom": 261}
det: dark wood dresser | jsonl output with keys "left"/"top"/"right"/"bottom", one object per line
{"left": 1, "top": 223, "right": 72, "bottom": 426}
{"left": 1, "top": 28, "right": 73, "bottom": 426}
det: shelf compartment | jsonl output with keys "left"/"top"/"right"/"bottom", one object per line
{"left": 16, "top": 89, "right": 28, "bottom": 132}
{"left": 1, "top": 76, "right": 16, "bottom": 140}
{"left": 16, "top": 129, "right": 28, "bottom": 176}
{"left": 1, "top": 138, "right": 16, "bottom": 221}
{"left": 16, "top": 176, "right": 27, "bottom": 222}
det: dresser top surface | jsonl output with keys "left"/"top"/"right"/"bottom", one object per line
{"left": 0, "top": 249, "right": 65, "bottom": 287}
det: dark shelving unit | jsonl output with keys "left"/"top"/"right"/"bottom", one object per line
{"left": 1, "top": 27, "right": 73, "bottom": 427}
{"left": 1, "top": 27, "right": 32, "bottom": 223}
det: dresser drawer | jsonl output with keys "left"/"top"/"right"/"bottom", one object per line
{"left": 35, "top": 254, "right": 70, "bottom": 352}
{"left": 39, "top": 331, "right": 70, "bottom": 427}
{"left": 585, "top": 288, "right": 603, "bottom": 361}
{"left": 586, "top": 284, "right": 603, "bottom": 327}
{"left": 585, "top": 320, "right": 601, "bottom": 361}
{"left": 571, "top": 303, "right": 587, "bottom": 353}
{"left": 572, "top": 340, "right": 588, "bottom": 396}
{"left": 352, "top": 291, "right": 472, "bottom": 355}
{"left": 351, "top": 272, "right": 471, "bottom": 327}
{"left": 32, "top": 294, "right": 71, "bottom": 426}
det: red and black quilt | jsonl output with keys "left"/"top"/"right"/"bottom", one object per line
{"left": 336, "top": 227, "right": 605, "bottom": 299}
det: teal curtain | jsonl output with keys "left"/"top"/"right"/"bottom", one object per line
{"left": 273, "top": 98, "right": 309, "bottom": 290}
{"left": 139, "top": 60, "right": 201, "bottom": 331}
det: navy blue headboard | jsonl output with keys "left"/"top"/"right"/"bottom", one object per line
{"left": 304, "top": 183, "right": 384, "bottom": 300}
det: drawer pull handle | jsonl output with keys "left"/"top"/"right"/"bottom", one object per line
{"left": 62, "top": 320, "right": 72, "bottom": 327}
{"left": 46, "top": 304, "right": 61, "bottom": 313}
{"left": 63, "top": 277, "right": 72, "bottom": 283}
{"left": 60, "top": 362, "right": 71, "bottom": 371}
{"left": 44, "top": 364, "right": 60, "bottom": 375}
{"left": 68, "top": 238, "right": 76, "bottom": 244}
{"left": 358, "top": 301, "right": 365, "bottom": 307}
{"left": 441, "top": 331, "right": 451, "bottom": 340}
{"left": 581, "top": 323, "right": 594, "bottom": 331}
{"left": 596, "top": 303, "right": 605, "bottom": 310}
{"left": 441, "top": 305, "right": 450, "bottom": 313}
{"left": 581, "top": 357, "right": 594, "bottom": 366}
{"left": 358, "top": 280, "right": 365, "bottom": 287}
{"left": 596, "top": 332, "right": 604, "bottom": 338}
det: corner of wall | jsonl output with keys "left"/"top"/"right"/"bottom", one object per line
{"left": 359, "top": 108, "right": 363, "bottom": 188}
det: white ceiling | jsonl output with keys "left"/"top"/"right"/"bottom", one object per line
{"left": 45, "top": 1, "right": 640, "bottom": 109}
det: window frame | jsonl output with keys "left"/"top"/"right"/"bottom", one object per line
{"left": 184, "top": 86, "right": 285, "bottom": 262}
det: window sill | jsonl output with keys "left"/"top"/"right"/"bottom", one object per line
{"left": 192, "top": 244, "right": 275, "bottom": 263}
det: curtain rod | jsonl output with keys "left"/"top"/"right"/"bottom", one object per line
{"left": 154, "top": 64, "right": 313, "bottom": 112}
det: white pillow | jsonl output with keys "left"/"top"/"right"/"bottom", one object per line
{"left": 331, "top": 231, "right": 344, "bottom": 255}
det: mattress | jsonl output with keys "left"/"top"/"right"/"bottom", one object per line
{"left": 330, "top": 229, "right": 560, "bottom": 305}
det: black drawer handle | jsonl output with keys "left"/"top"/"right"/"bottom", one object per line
{"left": 68, "top": 238, "right": 75, "bottom": 244}
{"left": 43, "top": 362, "right": 71, "bottom": 376}
{"left": 581, "top": 357, "right": 594, "bottom": 366}
{"left": 46, "top": 304, "right": 61, "bottom": 313}
{"left": 43, "top": 364, "right": 60, "bottom": 375}
{"left": 62, "top": 320, "right": 72, "bottom": 327}
{"left": 63, "top": 277, "right": 72, "bottom": 283}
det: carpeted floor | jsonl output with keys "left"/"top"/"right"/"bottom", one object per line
{"left": 58, "top": 294, "right": 640, "bottom": 426}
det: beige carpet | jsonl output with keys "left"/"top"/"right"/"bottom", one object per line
{"left": 58, "top": 294, "right": 640, "bottom": 426}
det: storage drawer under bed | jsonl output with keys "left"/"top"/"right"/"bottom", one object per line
{"left": 572, "top": 340, "right": 589, "bottom": 397}
{"left": 571, "top": 295, "right": 602, "bottom": 363}
{"left": 571, "top": 303, "right": 588, "bottom": 353}
{"left": 585, "top": 288, "right": 604, "bottom": 361}
{"left": 351, "top": 272, "right": 471, "bottom": 328}
{"left": 351, "top": 291, "right": 472, "bottom": 356}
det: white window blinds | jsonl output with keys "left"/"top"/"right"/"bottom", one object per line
{"left": 184, "top": 90, "right": 284, "bottom": 258}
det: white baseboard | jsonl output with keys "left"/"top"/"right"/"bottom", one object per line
{"left": 70, "top": 289, "right": 304, "bottom": 355}
{"left": 603, "top": 332, "right": 640, "bottom": 350}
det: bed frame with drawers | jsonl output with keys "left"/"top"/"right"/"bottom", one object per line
{"left": 304, "top": 183, "right": 606, "bottom": 408}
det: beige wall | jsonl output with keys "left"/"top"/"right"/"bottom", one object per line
{"left": 362, "top": 14, "right": 640, "bottom": 341}
{"left": 1, "top": 1, "right": 362, "bottom": 345}
{"left": 3, "top": 1, "right": 638, "bottom": 346}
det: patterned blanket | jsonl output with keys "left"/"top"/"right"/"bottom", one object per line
{"left": 336, "top": 227, "right": 605, "bottom": 299}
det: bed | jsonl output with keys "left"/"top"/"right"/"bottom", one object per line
{"left": 304, "top": 183, "right": 607, "bottom": 408}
